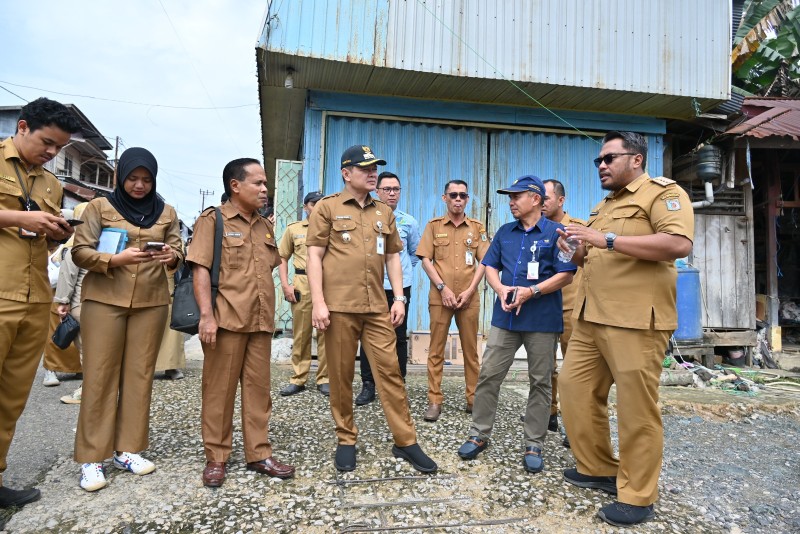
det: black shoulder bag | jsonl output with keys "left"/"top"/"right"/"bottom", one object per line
{"left": 170, "top": 207, "right": 223, "bottom": 335}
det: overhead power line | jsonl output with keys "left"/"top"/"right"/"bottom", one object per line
{"left": 0, "top": 80, "right": 256, "bottom": 110}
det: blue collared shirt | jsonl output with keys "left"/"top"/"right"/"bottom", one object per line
{"left": 481, "top": 216, "right": 577, "bottom": 332}
{"left": 383, "top": 208, "right": 421, "bottom": 290}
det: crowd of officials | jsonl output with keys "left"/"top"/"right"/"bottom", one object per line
{"left": 0, "top": 97, "right": 693, "bottom": 528}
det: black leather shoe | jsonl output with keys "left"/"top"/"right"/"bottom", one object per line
{"left": 279, "top": 383, "right": 305, "bottom": 396}
{"left": 548, "top": 414, "right": 559, "bottom": 432}
{"left": 563, "top": 468, "right": 617, "bottom": 495}
{"left": 597, "top": 502, "right": 655, "bottom": 526}
{"left": 317, "top": 383, "right": 330, "bottom": 396}
{"left": 0, "top": 486, "right": 41, "bottom": 508}
{"left": 335, "top": 444, "right": 356, "bottom": 471}
{"left": 355, "top": 381, "right": 375, "bottom": 406}
{"left": 392, "top": 443, "right": 437, "bottom": 473}
{"left": 562, "top": 435, "right": 571, "bottom": 448}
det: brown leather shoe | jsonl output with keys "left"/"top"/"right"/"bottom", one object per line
{"left": 423, "top": 403, "right": 442, "bottom": 422}
{"left": 465, "top": 403, "right": 473, "bottom": 414}
{"left": 202, "top": 462, "right": 226, "bottom": 487}
{"left": 246, "top": 457, "right": 296, "bottom": 479}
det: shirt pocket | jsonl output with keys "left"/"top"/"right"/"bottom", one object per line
{"left": 42, "top": 197, "right": 61, "bottom": 216}
{"left": 223, "top": 237, "right": 245, "bottom": 269}
{"left": 0, "top": 180, "right": 23, "bottom": 204}
{"left": 331, "top": 220, "right": 357, "bottom": 246}
{"left": 433, "top": 237, "right": 450, "bottom": 260}
{"left": 610, "top": 206, "right": 650, "bottom": 236}
{"left": 151, "top": 217, "right": 172, "bottom": 240}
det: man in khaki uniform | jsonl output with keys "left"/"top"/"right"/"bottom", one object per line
{"left": 278, "top": 191, "right": 328, "bottom": 397}
{"left": 0, "top": 98, "right": 77, "bottom": 509}
{"left": 306, "top": 145, "right": 436, "bottom": 474}
{"left": 190, "top": 158, "right": 295, "bottom": 488}
{"left": 417, "top": 180, "right": 489, "bottom": 422}
{"left": 542, "top": 179, "right": 585, "bottom": 441}
{"left": 557, "top": 131, "right": 694, "bottom": 527}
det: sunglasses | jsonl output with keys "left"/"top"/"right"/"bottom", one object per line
{"left": 593, "top": 152, "right": 638, "bottom": 168}
{"left": 377, "top": 187, "right": 401, "bottom": 193}
{"left": 446, "top": 192, "right": 469, "bottom": 200}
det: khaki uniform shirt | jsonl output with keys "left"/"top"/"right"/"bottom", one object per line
{"left": 72, "top": 197, "right": 183, "bottom": 308}
{"left": 559, "top": 212, "right": 586, "bottom": 312}
{"left": 305, "top": 190, "right": 403, "bottom": 314}
{"left": 574, "top": 173, "right": 694, "bottom": 331}
{"left": 0, "top": 137, "right": 64, "bottom": 303}
{"left": 416, "top": 214, "right": 489, "bottom": 308}
{"left": 187, "top": 201, "right": 280, "bottom": 333}
{"left": 278, "top": 219, "right": 308, "bottom": 270}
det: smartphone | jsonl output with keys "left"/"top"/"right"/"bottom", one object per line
{"left": 505, "top": 287, "right": 518, "bottom": 305}
{"left": 65, "top": 219, "right": 84, "bottom": 226}
{"left": 294, "top": 290, "right": 301, "bottom": 302}
{"left": 144, "top": 241, "right": 166, "bottom": 251}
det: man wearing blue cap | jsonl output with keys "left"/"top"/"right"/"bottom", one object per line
{"left": 278, "top": 191, "right": 328, "bottom": 397}
{"left": 457, "top": 175, "right": 576, "bottom": 474}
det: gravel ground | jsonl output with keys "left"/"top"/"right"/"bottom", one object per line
{"left": 2, "top": 341, "right": 799, "bottom": 533}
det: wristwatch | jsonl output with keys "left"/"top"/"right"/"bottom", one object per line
{"left": 530, "top": 285, "right": 542, "bottom": 299}
{"left": 605, "top": 232, "right": 618, "bottom": 251}
{"left": 436, "top": 282, "right": 446, "bottom": 291}
{"left": 393, "top": 296, "right": 408, "bottom": 303}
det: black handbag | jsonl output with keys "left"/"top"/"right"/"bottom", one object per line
{"left": 52, "top": 313, "right": 80, "bottom": 349}
{"left": 170, "top": 207, "right": 222, "bottom": 335}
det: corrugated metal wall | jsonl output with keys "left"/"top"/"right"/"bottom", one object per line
{"left": 262, "top": 0, "right": 730, "bottom": 99}
{"left": 304, "top": 113, "right": 664, "bottom": 333}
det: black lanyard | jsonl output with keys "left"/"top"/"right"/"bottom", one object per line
{"left": 12, "top": 161, "right": 35, "bottom": 211}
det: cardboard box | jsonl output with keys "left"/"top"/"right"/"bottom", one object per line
{"left": 409, "top": 331, "right": 484, "bottom": 366}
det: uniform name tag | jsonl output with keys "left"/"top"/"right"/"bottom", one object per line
{"left": 436, "top": 233, "right": 448, "bottom": 237}
{"left": 224, "top": 232, "right": 242, "bottom": 238}
{"left": 377, "top": 236, "right": 385, "bottom": 255}
{"left": 1, "top": 175, "right": 16, "bottom": 182}
{"left": 335, "top": 215, "right": 352, "bottom": 220}
{"left": 293, "top": 234, "right": 305, "bottom": 239}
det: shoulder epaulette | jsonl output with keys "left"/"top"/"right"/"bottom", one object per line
{"left": 320, "top": 193, "right": 338, "bottom": 201}
{"left": 650, "top": 176, "right": 676, "bottom": 187}
{"left": 429, "top": 215, "right": 445, "bottom": 223}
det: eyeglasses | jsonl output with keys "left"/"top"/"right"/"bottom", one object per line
{"left": 593, "top": 152, "right": 638, "bottom": 168}
{"left": 377, "top": 187, "right": 401, "bottom": 193}
{"left": 447, "top": 192, "right": 469, "bottom": 199}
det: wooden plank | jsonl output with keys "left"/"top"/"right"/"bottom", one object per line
{"left": 706, "top": 216, "right": 724, "bottom": 327}
{"left": 703, "top": 330, "right": 757, "bottom": 346}
{"left": 719, "top": 215, "right": 739, "bottom": 327}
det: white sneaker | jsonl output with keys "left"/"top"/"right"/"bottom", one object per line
{"left": 80, "top": 463, "right": 107, "bottom": 491}
{"left": 113, "top": 452, "right": 155, "bottom": 475}
{"left": 60, "top": 385, "right": 82, "bottom": 404}
{"left": 42, "top": 370, "right": 60, "bottom": 387}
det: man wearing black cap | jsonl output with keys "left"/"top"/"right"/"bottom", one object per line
{"left": 278, "top": 191, "right": 328, "bottom": 396}
{"left": 457, "top": 175, "right": 575, "bottom": 475}
{"left": 306, "top": 145, "right": 437, "bottom": 474}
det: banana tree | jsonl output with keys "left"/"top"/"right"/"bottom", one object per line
{"left": 732, "top": 0, "right": 800, "bottom": 96}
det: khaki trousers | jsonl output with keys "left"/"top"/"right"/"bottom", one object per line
{"left": 289, "top": 274, "right": 327, "bottom": 385}
{"left": 470, "top": 327, "right": 556, "bottom": 449}
{"left": 201, "top": 329, "right": 273, "bottom": 463}
{"left": 0, "top": 299, "right": 49, "bottom": 483}
{"left": 427, "top": 304, "right": 480, "bottom": 405}
{"left": 74, "top": 301, "right": 167, "bottom": 463}
{"left": 155, "top": 301, "right": 185, "bottom": 372}
{"left": 559, "top": 316, "right": 671, "bottom": 506}
{"left": 326, "top": 312, "right": 416, "bottom": 446}
{"left": 550, "top": 308, "right": 574, "bottom": 416}
{"left": 43, "top": 302, "right": 82, "bottom": 373}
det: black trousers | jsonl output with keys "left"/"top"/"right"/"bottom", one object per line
{"left": 359, "top": 286, "right": 411, "bottom": 383}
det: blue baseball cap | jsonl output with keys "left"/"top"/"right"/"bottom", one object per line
{"left": 496, "top": 175, "right": 545, "bottom": 195}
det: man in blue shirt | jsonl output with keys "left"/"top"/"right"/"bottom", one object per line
{"left": 457, "top": 175, "right": 576, "bottom": 473}
{"left": 355, "top": 172, "right": 421, "bottom": 405}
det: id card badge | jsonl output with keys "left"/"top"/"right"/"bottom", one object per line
{"left": 465, "top": 250, "right": 474, "bottom": 265}
{"left": 376, "top": 236, "right": 385, "bottom": 255}
{"left": 18, "top": 227, "right": 37, "bottom": 239}
{"left": 527, "top": 261, "right": 540, "bottom": 280}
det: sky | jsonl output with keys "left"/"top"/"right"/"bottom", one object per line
{"left": 0, "top": 0, "right": 267, "bottom": 223}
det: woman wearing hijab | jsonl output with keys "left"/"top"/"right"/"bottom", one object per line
{"left": 71, "top": 147, "right": 183, "bottom": 491}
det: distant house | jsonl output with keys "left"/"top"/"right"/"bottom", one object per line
{"left": 255, "top": 0, "right": 734, "bottom": 341}
{"left": 0, "top": 103, "right": 114, "bottom": 208}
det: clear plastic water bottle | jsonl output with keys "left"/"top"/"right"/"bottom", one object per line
{"left": 557, "top": 236, "right": 579, "bottom": 262}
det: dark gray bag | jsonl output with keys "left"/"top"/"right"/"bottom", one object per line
{"left": 170, "top": 207, "right": 222, "bottom": 335}
{"left": 52, "top": 313, "right": 80, "bottom": 349}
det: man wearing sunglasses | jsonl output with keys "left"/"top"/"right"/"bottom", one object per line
{"left": 0, "top": 98, "right": 78, "bottom": 510}
{"left": 355, "top": 172, "right": 420, "bottom": 406}
{"left": 556, "top": 131, "right": 694, "bottom": 527}
{"left": 417, "top": 180, "right": 489, "bottom": 422}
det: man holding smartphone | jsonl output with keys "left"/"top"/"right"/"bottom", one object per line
{"left": 0, "top": 98, "right": 79, "bottom": 508}
{"left": 277, "top": 191, "right": 329, "bottom": 397}
{"left": 457, "top": 175, "right": 575, "bottom": 475}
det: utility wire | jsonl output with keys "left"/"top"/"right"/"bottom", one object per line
{"left": 0, "top": 80, "right": 256, "bottom": 110}
{"left": 0, "top": 84, "right": 28, "bottom": 103}
{"left": 413, "top": 0, "right": 600, "bottom": 144}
